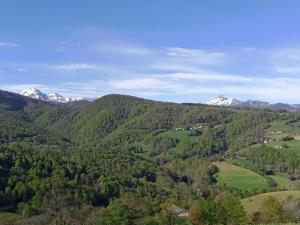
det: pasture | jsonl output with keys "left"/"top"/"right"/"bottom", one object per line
{"left": 213, "top": 161, "right": 268, "bottom": 190}
{"left": 266, "top": 140, "right": 300, "bottom": 155}
{"left": 241, "top": 191, "right": 300, "bottom": 215}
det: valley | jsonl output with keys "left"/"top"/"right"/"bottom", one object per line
{"left": 0, "top": 90, "right": 300, "bottom": 224}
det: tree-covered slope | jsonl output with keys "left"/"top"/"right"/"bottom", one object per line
{"left": 2, "top": 89, "right": 299, "bottom": 225}
{"left": 0, "top": 90, "right": 275, "bottom": 153}
{"left": 0, "top": 90, "right": 71, "bottom": 145}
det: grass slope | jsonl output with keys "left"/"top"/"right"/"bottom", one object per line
{"left": 230, "top": 158, "right": 293, "bottom": 190}
{"left": 241, "top": 191, "right": 300, "bottom": 215}
{"left": 266, "top": 120, "right": 300, "bottom": 155}
{"left": 269, "top": 174, "right": 292, "bottom": 189}
{"left": 213, "top": 161, "right": 268, "bottom": 191}
{"left": 266, "top": 140, "right": 300, "bottom": 155}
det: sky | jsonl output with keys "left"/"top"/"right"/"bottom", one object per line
{"left": 1, "top": 0, "right": 300, "bottom": 103}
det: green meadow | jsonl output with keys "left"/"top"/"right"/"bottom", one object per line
{"left": 213, "top": 161, "right": 268, "bottom": 191}
{"left": 266, "top": 139, "right": 300, "bottom": 155}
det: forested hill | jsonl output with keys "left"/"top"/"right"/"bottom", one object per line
{"left": 1, "top": 89, "right": 300, "bottom": 224}
{"left": 0, "top": 89, "right": 274, "bottom": 151}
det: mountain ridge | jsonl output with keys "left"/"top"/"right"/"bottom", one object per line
{"left": 206, "top": 95, "right": 300, "bottom": 112}
{"left": 17, "top": 88, "right": 300, "bottom": 112}
{"left": 20, "top": 87, "right": 88, "bottom": 103}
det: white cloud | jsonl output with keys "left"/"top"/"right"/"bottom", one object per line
{"left": 45, "top": 63, "right": 130, "bottom": 76}
{"left": 166, "top": 47, "right": 227, "bottom": 65}
{"left": 51, "top": 63, "right": 101, "bottom": 71}
{"left": 274, "top": 67, "right": 300, "bottom": 73}
{"left": 273, "top": 49, "right": 300, "bottom": 61}
{"left": 0, "top": 84, "right": 48, "bottom": 93}
{"left": 4, "top": 71, "right": 300, "bottom": 103}
{"left": 4, "top": 43, "right": 300, "bottom": 103}
{"left": 57, "top": 41, "right": 81, "bottom": 53}
{"left": 168, "top": 72, "right": 255, "bottom": 83}
{"left": 241, "top": 47, "right": 257, "bottom": 52}
{"left": 168, "top": 71, "right": 300, "bottom": 86}
{"left": 16, "top": 68, "right": 29, "bottom": 72}
{"left": 270, "top": 48, "right": 300, "bottom": 73}
{"left": 0, "top": 42, "right": 19, "bottom": 48}
{"left": 93, "top": 45, "right": 151, "bottom": 56}
{"left": 109, "top": 78, "right": 163, "bottom": 90}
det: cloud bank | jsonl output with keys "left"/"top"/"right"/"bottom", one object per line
{"left": 2, "top": 41, "right": 300, "bottom": 103}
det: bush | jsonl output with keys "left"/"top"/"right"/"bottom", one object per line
{"left": 282, "top": 136, "right": 295, "bottom": 141}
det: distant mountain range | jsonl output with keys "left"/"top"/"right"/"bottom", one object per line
{"left": 19, "top": 88, "right": 300, "bottom": 112}
{"left": 206, "top": 96, "right": 300, "bottom": 112}
{"left": 20, "top": 88, "right": 89, "bottom": 103}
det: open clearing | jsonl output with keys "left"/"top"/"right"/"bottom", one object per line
{"left": 159, "top": 130, "right": 202, "bottom": 155}
{"left": 266, "top": 139, "right": 300, "bottom": 155}
{"left": 268, "top": 120, "right": 300, "bottom": 134}
{"left": 266, "top": 120, "right": 300, "bottom": 155}
{"left": 230, "top": 158, "right": 294, "bottom": 190}
{"left": 241, "top": 191, "right": 300, "bottom": 215}
{"left": 213, "top": 161, "right": 268, "bottom": 190}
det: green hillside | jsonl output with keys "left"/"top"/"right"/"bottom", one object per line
{"left": 0, "top": 90, "right": 300, "bottom": 224}
{"left": 242, "top": 191, "right": 300, "bottom": 215}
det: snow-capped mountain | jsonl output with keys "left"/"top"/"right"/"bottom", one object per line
{"left": 206, "top": 96, "right": 242, "bottom": 106}
{"left": 206, "top": 96, "right": 271, "bottom": 107}
{"left": 20, "top": 88, "right": 87, "bottom": 103}
{"left": 20, "top": 88, "right": 48, "bottom": 101}
{"left": 47, "top": 93, "right": 69, "bottom": 103}
{"left": 206, "top": 96, "right": 300, "bottom": 112}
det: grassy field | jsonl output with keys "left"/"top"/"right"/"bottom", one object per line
{"left": 269, "top": 174, "right": 292, "bottom": 189}
{"left": 265, "top": 120, "right": 300, "bottom": 155}
{"left": 241, "top": 191, "right": 300, "bottom": 215}
{"left": 0, "top": 212, "right": 21, "bottom": 224}
{"left": 230, "top": 158, "right": 294, "bottom": 190}
{"left": 268, "top": 120, "right": 300, "bottom": 133}
{"left": 159, "top": 130, "right": 202, "bottom": 155}
{"left": 213, "top": 161, "right": 268, "bottom": 191}
{"left": 266, "top": 139, "right": 300, "bottom": 155}
{"left": 229, "top": 157, "right": 252, "bottom": 167}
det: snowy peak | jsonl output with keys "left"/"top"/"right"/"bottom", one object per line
{"left": 20, "top": 88, "right": 48, "bottom": 101}
{"left": 206, "top": 96, "right": 300, "bottom": 112}
{"left": 206, "top": 96, "right": 241, "bottom": 106}
{"left": 47, "top": 93, "right": 69, "bottom": 103}
{"left": 69, "top": 96, "right": 85, "bottom": 102}
{"left": 20, "top": 88, "right": 86, "bottom": 103}
{"left": 206, "top": 96, "right": 271, "bottom": 108}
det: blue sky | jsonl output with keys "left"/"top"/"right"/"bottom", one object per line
{"left": 1, "top": 0, "right": 300, "bottom": 103}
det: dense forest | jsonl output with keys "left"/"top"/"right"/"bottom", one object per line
{"left": 0, "top": 90, "right": 300, "bottom": 225}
